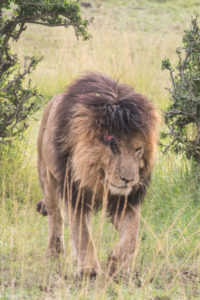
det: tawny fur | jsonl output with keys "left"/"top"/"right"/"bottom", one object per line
{"left": 37, "top": 72, "right": 159, "bottom": 278}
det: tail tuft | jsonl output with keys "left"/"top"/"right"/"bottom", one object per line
{"left": 36, "top": 200, "right": 48, "bottom": 216}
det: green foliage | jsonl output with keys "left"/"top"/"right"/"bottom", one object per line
{"left": 162, "top": 16, "right": 200, "bottom": 161}
{"left": 0, "top": 0, "right": 89, "bottom": 142}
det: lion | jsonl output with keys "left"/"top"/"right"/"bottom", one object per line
{"left": 37, "top": 72, "right": 159, "bottom": 278}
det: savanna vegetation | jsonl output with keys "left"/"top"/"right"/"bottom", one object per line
{"left": 0, "top": 0, "right": 200, "bottom": 299}
{"left": 162, "top": 15, "right": 200, "bottom": 161}
{"left": 0, "top": 0, "right": 88, "bottom": 141}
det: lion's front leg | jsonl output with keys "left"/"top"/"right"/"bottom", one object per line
{"left": 47, "top": 203, "right": 65, "bottom": 256}
{"left": 45, "top": 172, "right": 65, "bottom": 256}
{"left": 108, "top": 204, "right": 140, "bottom": 277}
{"left": 69, "top": 209, "right": 102, "bottom": 278}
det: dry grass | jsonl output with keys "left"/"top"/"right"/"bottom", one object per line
{"left": 15, "top": 15, "right": 183, "bottom": 109}
{"left": 0, "top": 0, "right": 200, "bottom": 299}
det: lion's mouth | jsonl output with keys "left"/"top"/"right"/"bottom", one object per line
{"left": 107, "top": 181, "right": 132, "bottom": 195}
{"left": 109, "top": 182, "right": 127, "bottom": 189}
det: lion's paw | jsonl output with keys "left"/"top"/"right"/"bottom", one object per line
{"left": 107, "top": 255, "right": 118, "bottom": 278}
{"left": 77, "top": 267, "right": 103, "bottom": 280}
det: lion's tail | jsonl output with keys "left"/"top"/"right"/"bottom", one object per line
{"left": 36, "top": 200, "right": 48, "bottom": 216}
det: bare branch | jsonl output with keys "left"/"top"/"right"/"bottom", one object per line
{"left": 0, "top": 139, "right": 12, "bottom": 144}
{"left": 166, "top": 110, "right": 196, "bottom": 119}
{"left": 162, "top": 138, "right": 177, "bottom": 154}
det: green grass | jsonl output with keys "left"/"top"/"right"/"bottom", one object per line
{"left": 0, "top": 131, "right": 199, "bottom": 299}
{"left": 1, "top": 0, "right": 200, "bottom": 299}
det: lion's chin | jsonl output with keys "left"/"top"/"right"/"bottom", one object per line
{"left": 108, "top": 184, "right": 132, "bottom": 196}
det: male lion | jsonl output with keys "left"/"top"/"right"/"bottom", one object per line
{"left": 37, "top": 72, "right": 159, "bottom": 278}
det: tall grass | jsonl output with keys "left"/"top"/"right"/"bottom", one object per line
{"left": 1, "top": 130, "right": 199, "bottom": 299}
{"left": 16, "top": 22, "right": 182, "bottom": 108}
{"left": 0, "top": 0, "right": 200, "bottom": 299}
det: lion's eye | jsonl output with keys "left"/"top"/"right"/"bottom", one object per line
{"left": 102, "top": 135, "right": 120, "bottom": 154}
{"left": 135, "top": 147, "right": 142, "bottom": 152}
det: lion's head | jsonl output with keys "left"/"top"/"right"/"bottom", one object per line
{"left": 55, "top": 72, "right": 159, "bottom": 199}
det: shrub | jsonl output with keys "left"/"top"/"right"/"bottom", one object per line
{"left": 0, "top": 0, "right": 89, "bottom": 143}
{"left": 162, "top": 15, "right": 200, "bottom": 162}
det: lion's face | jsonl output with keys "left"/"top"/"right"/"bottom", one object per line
{"left": 71, "top": 128, "right": 147, "bottom": 196}
{"left": 100, "top": 134, "right": 145, "bottom": 195}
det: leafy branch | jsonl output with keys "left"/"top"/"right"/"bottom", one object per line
{"left": 0, "top": 0, "right": 89, "bottom": 142}
{"left": 161, "top": 15, "right": 200, "bottom": 162}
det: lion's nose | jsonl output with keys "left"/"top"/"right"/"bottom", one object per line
{"left": 120, "top": 176, "right": 134, "bottom": 184}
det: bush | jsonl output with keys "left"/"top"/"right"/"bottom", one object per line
{"left": 0, "top": 0, "right": 89, "bottom": 143}
{"left": 162, "top": 15, "right": 200, "bottom": 162}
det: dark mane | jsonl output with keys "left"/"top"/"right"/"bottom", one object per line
{"left": 54, "top": 72, "right": 158, "bottom": 195}
{"left": 58, "top": 72, "right": 156, "bottom": 138}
